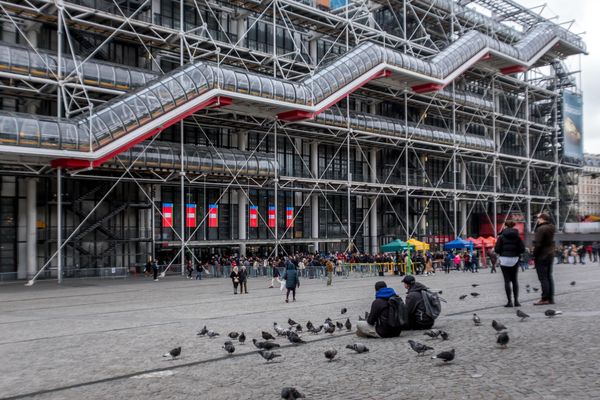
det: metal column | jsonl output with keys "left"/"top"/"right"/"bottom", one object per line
{"left": 26, "top": 178, "right": 37, "bottom": 279}
{"left": 238, "top": 132, "right": 248, "bottom": 257}
{"left": 57, "top": 168, "right": 62, "bottom": 284}
{"left": 311, "top": 141, "right": 319, "bottom": 252}
{"left": 369, "top": 149, "right": 378, "bottom": 254}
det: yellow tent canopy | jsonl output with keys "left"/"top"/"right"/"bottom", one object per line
{"left": 407, "top": 238, "right": 430, "bottom": 251}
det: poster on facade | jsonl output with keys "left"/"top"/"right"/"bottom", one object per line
{"left": 208, "top": 204, "right": 218, "bottom": 228}
{"left": 162, "top": 203, "right": 173, "bottom": 227}
{"left": 268, "top": 206, "right": 276, "bottom": 228}
{"left": 185, "top": 203, "right": 196, "bottom": 228}
{"left": 286, "top": 207, "right": 294, "bottom": 228}
{"left": 562, "top": 91, "right": 583, "bottom": 159}
{"left": 249, "top": 205, "right": 258, "bottom": 228}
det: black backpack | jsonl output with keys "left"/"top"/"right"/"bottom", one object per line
{"left": 387, "top": 296, "right": 409, "bottom": 329}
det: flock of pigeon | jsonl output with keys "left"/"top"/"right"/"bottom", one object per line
{"left": 161, "top": 280, "right": 570, "bottom": 399}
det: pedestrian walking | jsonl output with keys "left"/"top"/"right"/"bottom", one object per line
{"left": 495, "top": 220, "right": 525, "bottom": 307}
{"left": 533, "top": 213, "right": 556, "bottom": 305}
{"left": 239, "top": 265, "right": 249, "bottom": 294}
{"left": 144, "top": 257, "right": 153, "bottom": 278}
{"left": 230, "top": 266, "right": 240, "bottom": 295}
{"left": 270, "top": 263, "right": 282, "bottom": 289}
{"left": 488, "top": 250, "right": 498, "bottom": 273}
{"left": 186, "top": 259, "right": 194, "bottom": 279}
{"left": 283, "top": 264, "right": 300, "bottom": 303}
{"left": 195, "top": 262, "right": 203, "bottom": 280}
{"left": 326, "top": 259, "right": 334, "bottom": 286}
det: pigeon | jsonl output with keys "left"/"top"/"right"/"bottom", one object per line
{"left": 288, "top": 318, "right": 298, "bottom": 326}
{"left": 459, "top": 295, "right": 468, "bottom": 300}
{"left": 228, "top": 332, "right": 239, "bottom": 339}
{"left": 345, "top": 318, "right": 352, "bottom": 331}
{"left": 525, "top": 284, "right": 531, "bottom": 289}
{"left": 492, "top": 320, "right": 507, "bottom": 332}
{"left": 324, "top": 349, "right": 338, "bottom": 362}
{"left": 472, "top": 284, "right": 479, "bottom": 287}
{"left": 336, "top": 321, "right": 344, "bottom": 331}
{"left": 545, "top": 309, "right": 562, "bottom": 318}
{"left": 516, "top": 309, "right": 529, "bottom": 321}
{"left": 287, "top": 333, "right": 305, "bottom": 344}
{"left": 207, "top": 330, "right": 220, "bottom": 339}
{"left": 223, "top": 342, "right": 235, "bottom": 355}
{"left": 163, "top": 347, "right": 181, "bottom": 359}
{"left": 324, "top": 324, "right": 336, "bottom": 335}
{"left": 439, "top": 330, "right": 449, "bottom": 341}
{"left": 570, "top": 281, "right": 576, "bottom": 286}
{"left": 224, "top": 340, "right": 232, "bottom": 346}
{"left": 253, "top": 339, "right": 280, "bottom": 350}
{"left": 408, "top": 340, "right": 434, "bottom": 356}
{"left": 497, "top": 331, "right": 509, "bottom": 348}
{"left": 431, "top": 348, "right": 455, "bottom": 363}
{"left": 238, "top": 332, "right": 246, "bottom": 344}
{"left": 346, "top": 343, "right": 369, "bottom": 354}
{"left": 281, "top": 387, "right": 305, "bottom": 399}
{"left": 473, "top": 313, "right": 481, "bottom": 326}
{"left": 341, "top": 307, "right": 347, "bottom": 315}
{"left": 274, "top": 323, "right": 289, "bottom": 336}
{"left": 424, "top": 330, "right": 441, "bottom": 339}
{"left": 295, "top": 325, "right": 302, "bottom": 332}
{"left": 262, "top": 331, "right": 276, "bottom": 341}
{"left": 526, "top": 288, "right": 531, "bottom": 293}
{"left": 470, "top": 292, "right": 480, "bottom": 297}
{"left": 437, "top": 290, "right": 443, "bottom": 295}
{"left": 197, "top": 326, "right": 208, "bottom": 336}
{"left": 306, "top": 321, "right": 314, "bottom": 330}
{"left": 533, "top": 287, "right": 539, "bottom": 292}
{"left": 309, "top": 325, "right": 323, "bottom": 334}
{"left": 259, "top": 350, "right": 282, "bottom": 363}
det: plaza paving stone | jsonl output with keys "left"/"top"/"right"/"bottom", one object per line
{"left": 1, "top": 261, "right": 600, "bottom": 400}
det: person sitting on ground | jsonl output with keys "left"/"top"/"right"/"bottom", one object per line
{"left": 402, "top": 275, "right": 435, "bottom": 330}
{"left": 356, "top": 281, "right": 402, "bottom": 338}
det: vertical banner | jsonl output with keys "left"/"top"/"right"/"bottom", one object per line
{"left": 185, "top": 203, "right": 196, "bottom": 228}
{"left": 286, "top": 207, "right": 294, "bottom": 228}
{"left": 268, "top": 206, "right": 276, "bottom": 228}
{"left": 249, "top": 205, "right": 258, "bottom": 228}
{"left": 562, "top": 91, "right": 584, "bottom": 160}
{"left": 162, "top": 203, "right": 173, "bottom": 228}
{"left": 208, "top": 204, "right": 218, "bottom": 228}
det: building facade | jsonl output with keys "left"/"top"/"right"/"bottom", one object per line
{"left": 579, "top": 154, "right": 600, "bottom": 218}
{"left": 0, "top": 0, "right": 586, "bottom": 280}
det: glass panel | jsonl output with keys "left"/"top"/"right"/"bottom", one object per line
{"left": 10, "top": 48, "right": 29, "bottom": 73}
{"left": 249, "top": 75, "right": 261, "bottom": 97}
{"left": 128, "top": 97, "right": 152, "bottom": 125}
{"left": 176, "top": 70, "right": 199, "bottom": 98}
{"left": 236, "top": 72, "right": 249, "bottom": 94}
{"left": 18, "top": 118, "right": 40, "bottom": 147}
{"left": 39, "top": 121, "right": 60, "bottom": 148}
{"left": 0, "top": 46, "right": 10, "bottom": 71}
{"left": 82, "top": 63, "right": 100, "bottom": 85}
{"left": 97, "top": 109, "right": 126, "bottom": 138}
{"left": 0, "top": 115, "right": 17, "bottom": 145}
{"left": 112, "top": 102, "right": 139, "bottom": 131}
{"left": 98, "top": 64, "right": 115, "bottom": 87}
{"left": 136, "top": 89, "right": 164, "bottom": 118}
{"left": 282, "top": 82, "right": 295, "bottom": 103}
{"left": 60, "top": 123, "right": 79, "bottom": 150}
{"left": 29, "top": 53, "right": 48, "bottom": 77}
{"left": 114, "top": 68, "right": 130, "bottom": 89}
{"left": 187, "top": 67, "right": 209, "bottom": 94}
{"left": 221, "top": 69, "right": 236, "bottom": 91}
{"left": 272, "top": 80, "right": 285, "bottom": 101}
{"left": 164, "top": 76, "right": 187, "bottom": 105}
{"left": 149, "top": 83, "right": 175, "bottom": 112}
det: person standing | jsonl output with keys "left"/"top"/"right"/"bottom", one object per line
{"left": 283, "top": 263, "right": 299, "bottom": 303}
{"left": 150, "top": 257, "right": 159, "bottom": 281}
{"left": 230, "top": 265, "right": 240, "bottom": 295}
{"left": 239, "top": 265, "right": 249, "bottom": 294}
{"left": 533, "top": 213, "right": 556, "bottom": 305}
{"left": 494, "top": 220, "right": 525, "bottom": 307}
{"left": 326, "top": 259, "right": 334, "bottom": 286}
{"left": 195, "top": 262, "right": 203, "bottom": 280}
{"left": 186, "top": 259, "right": 194, "bottom": 279}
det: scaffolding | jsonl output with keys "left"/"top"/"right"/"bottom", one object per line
{"left": 0, "top": 0, "right": 585, "bottom": 282}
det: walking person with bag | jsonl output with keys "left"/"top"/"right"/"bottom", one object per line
{"left": 283, "top": 264, "right": 299, "bottom": 303}
{"left": 533, "top": 213, "right": 556, "bottom": 305}
{"left": 494, "top": 220, "right": 525, "bottom": 307}
{"left": 230, "top": 265, "right": 240, "bottom": 295}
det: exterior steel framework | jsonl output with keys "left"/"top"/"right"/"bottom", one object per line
{"left": 0, "top": 0, "right": 585, "bottom": 282}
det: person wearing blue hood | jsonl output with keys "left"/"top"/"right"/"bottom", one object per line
{"left": 356, "top": 281, "right": 402, "bottom": 338}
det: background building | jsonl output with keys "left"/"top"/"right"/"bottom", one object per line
{"left": 578, "top": 154, "right": 600, "bottom": 218}
{"left": 0, "top": 0, "right": 586, "bottom": 280}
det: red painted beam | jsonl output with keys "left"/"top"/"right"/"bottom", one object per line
{"left": 277, "top": 69, "right": 392, "bottom": 122}
{"left": 500, "top": 65, "right": 528, "bottom": 75}
{"left": 412, "top": 83, "right": 445, "bottom": 94}
{"left": 51, "top": 96, "right": 233, "bottom": 170}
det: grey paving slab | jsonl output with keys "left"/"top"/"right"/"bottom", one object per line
{"left": 1, "top": 262, "right": 600, "bottom": 400}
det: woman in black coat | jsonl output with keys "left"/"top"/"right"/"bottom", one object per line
{"left": 494, "top": 220, "right": 526, "bottom": 307}
{"left": 230, "top": 266, "right": 240, "bottom": 295}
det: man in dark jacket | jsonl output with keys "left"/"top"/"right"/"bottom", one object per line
{"left": 402, "top": 275, "right": 434, "bottom": 330}
{"left": 356, "top": 281, "right": 402, "bottom": 338}
{"left": 533, "top": 213, "right": 556, "bottom": 305}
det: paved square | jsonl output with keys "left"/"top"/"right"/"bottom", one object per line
{"left": 1, "top": 262, "right": 600, "bottom": 400}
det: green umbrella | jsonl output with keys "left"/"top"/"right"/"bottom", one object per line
{"left": 380, "top": 239, "right": 414, "bottom": 253}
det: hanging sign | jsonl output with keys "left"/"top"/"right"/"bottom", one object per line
{"left": 268, "top": 206, "right": 276, "bottom": 228}
{"left": 249, "top": 205, "right": 258, "bottom": 228}
{"left": 208, "top": 204, "right": 218, "bottom": 228}
{"left": 185, "top": 203, "right": 196, "bottom": 228}
{"left": 162, "top": 203, "right": 173, "bottom": 228}
{"left": 286, "top": 207, "right": 294, "bottom": 228}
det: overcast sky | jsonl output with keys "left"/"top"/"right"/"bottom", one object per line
{"left": 516, "top": 0, "right": 598, "bottom": 153}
